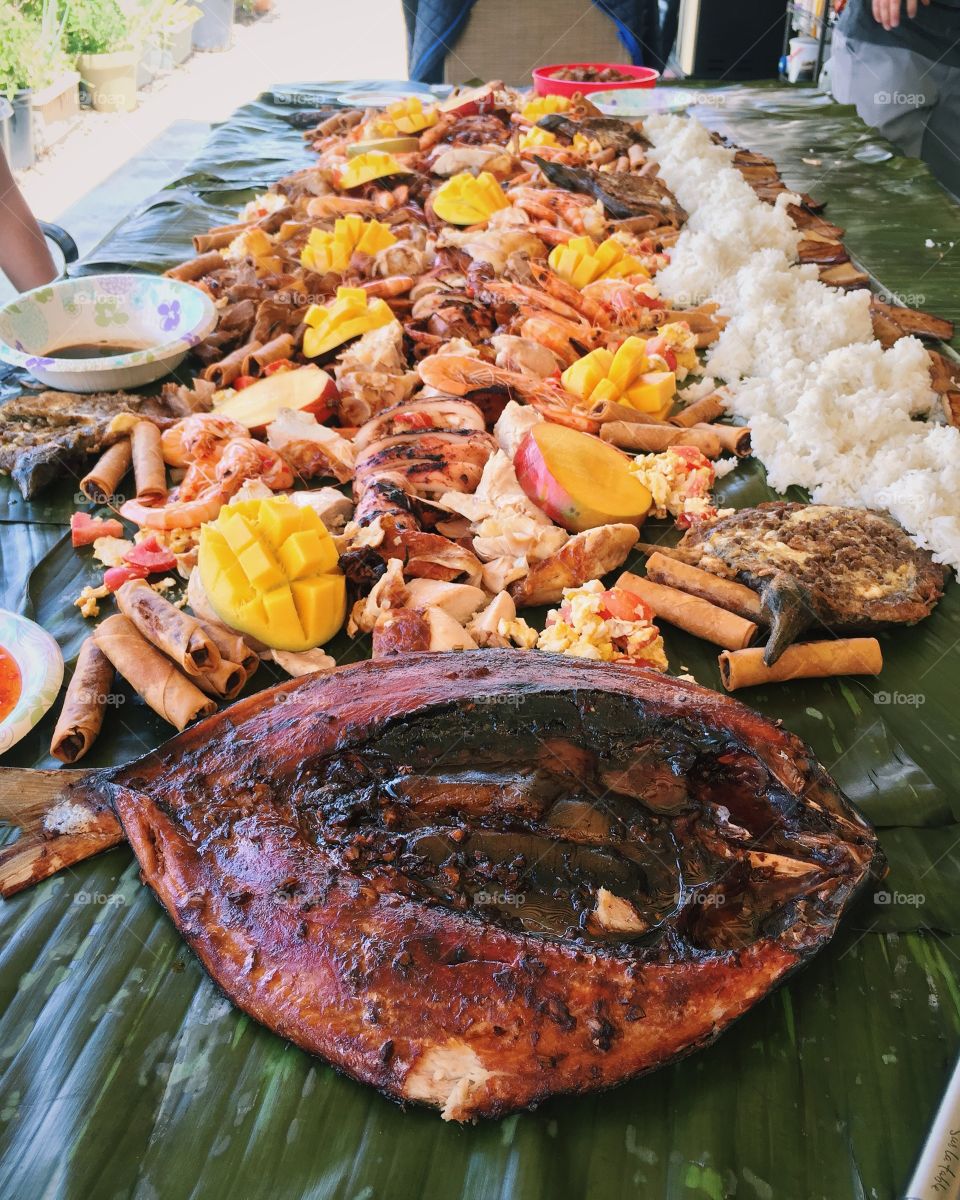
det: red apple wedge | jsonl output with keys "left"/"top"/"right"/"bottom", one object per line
{"left": 438, "top": 84, "right": 498, "bottom": 117}
{"left": 514, "top": 422, "right": 652, "bottom": 533}
{"left": 214, "top": 365, "right": 338, "bottom": 436}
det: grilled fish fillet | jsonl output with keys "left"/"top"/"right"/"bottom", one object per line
{"left": 79, "top": 652, "right": 877, "bottom": 1119}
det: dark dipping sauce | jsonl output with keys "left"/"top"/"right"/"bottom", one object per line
{"left": 45, "top": 341, "right": 150, "bottom": 359}
{"left": 0, "top": 646, "right": 22, "bottom": 722}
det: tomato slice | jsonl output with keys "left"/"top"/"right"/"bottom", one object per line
{"left": 123, "top": 535, "right": 177, "bottom": 574}
{"left": 599, "top": 587, "right": 654, "bottom": 624}
{"left": 71, "top": 512, "right": 124, "bottom": 547}
{"left": 233, "top": 375, "right": 257, "bottom": 390}
{"left": 263, "top": 359, "right": 296, "bottom": 376}
{"left": 103, "top": 563, "right": 151, "bottom": 592}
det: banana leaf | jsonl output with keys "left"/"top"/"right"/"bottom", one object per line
{"left": 1, "top": 83, "right": 959, "bottom": 1200}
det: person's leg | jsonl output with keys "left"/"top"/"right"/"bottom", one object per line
{"left": 827, "top": 31, "right": 933, "bottom": 159}
{"left": 920, "top": 61, "right": 960, "bottom": 199}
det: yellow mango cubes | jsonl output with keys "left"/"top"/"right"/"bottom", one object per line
{"left": 519, "top": 127, "right": 559, "bottom": 151}
{"left": 337, "top": 151, "right": 408, "bottom": 190}
{"left": 199, "top": 496, "right": 346, "bottom": 651}
{"left": 300, "top": 216, "right": 396, "bottom": 274}
{"left": 548, "top": 236, "right": 649, "bottom": 289}
{"left": 521, "top": 95, "right": 571, "bottom": 122}
{"left": 562, "top": 337, "right": 676, "bottom": 416}
{"left": 366, "top": 96, "right": 439, "bottom": 137}
{"left": 302, "top": 286, "right": 395, "bottom": 358}
{"left": 432, "top": 171, "right": 510, "bottom": 225}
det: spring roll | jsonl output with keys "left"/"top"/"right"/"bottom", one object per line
{"left": 671, "top": 394, "right": 725, "bottom": 428}
{"left": 116, "top": 579, "right": 222, "bottom": 677}
{"left": 600, "top": 421, "right": 723, "bottom": 458}
{"left": 192, "top": 225, "right": 247, "bottom": 253}
{"left": 202, "top": 340, "right": 263, "bottom": 387}
{"left": 242, "top": 333, "right": 294, "bottom": 377}
{"left": 80, "top": 440, "right": 132, "bottom": 503}
{"left": 588, "top": 400, "right": 667, "bottom": 426}
{"left": 644, "top": 551, "right": 763, "bottom": 621}
{"left": 718, "top": 638, "right": 883, "bottom": 692}
{"left": 695, "top": 422, "right": 751, "bottom": 457}
{"left": 49, "top": 639, "right": 115, "bottom": 763}
{"left": 131, "top": 421, "right": 166, "bottom": 502}
{"left": 193, "top": 617, "right": 259, "bottom": 679}
{"left": 165, "top": 251, "right": 226, "bottom": 282}
{"left": 93, "top": 615, "right": 216, "bottom": 730}
{"left": 194, "top": 658, "right": 247, "bottom": 700}
{"left": 617, "top": 571, "right": 758, "bottom": 651}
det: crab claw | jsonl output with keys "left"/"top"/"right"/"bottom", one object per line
{"left": 760, "top": 572, "right": 815, "bottom": 666}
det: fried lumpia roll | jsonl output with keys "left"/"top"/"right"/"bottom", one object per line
{"left": 131, "top": 420, "right": 166, "bottom": 502}
{"left": 719, "top": 638, "right": 883, "bottom": 691}
{"left": 165, "top": 251, "right": 226, "bottom": 281}
{"left": 93, "top": 615, "right": 216, "bottom": 731}
{"left": 193, "top": 617, "right": 259, "bottom": 679}
{"left": 242, "top": 333, "right": 294, "bottom": 377}
{"left": 671, "top": 394, "right": 725, "bottom": 428}
{"left": 194, "top": 658, "right": 247, "bottom": 700}
{"left": 697, "top": 423, "right": 751, "bottom": 457}
{"left": 49, "top": 639, "right": 115, "bottom": 763}
{"left": 600, "top": 422, "right": 723, "bottom": 458}
{"left": 192, "top": 224, "right": 246, "bottom": 253}
{"left": 202, "top": 340, "right": 263, "bottom": 387}
{"left": 644, "top": 552, "right": 763, "bottom": 621}
{"left": 80, "top": 440, "right": 132, "bottom": 503}
{"left": 116, "top": 579, "right": 221, "bottom": 677}
{"left": 617, "top": 571, "right": 758, "bottom": 651}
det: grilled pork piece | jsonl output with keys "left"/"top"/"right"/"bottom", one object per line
{"left": 43, "top": 653, "right": 878, "bottom": 1119}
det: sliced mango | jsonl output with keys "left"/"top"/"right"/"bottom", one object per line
{"left": 337, "top": 151, "right": 409, "bottom": 190}
{"left": 432, "top": 171, "right": 510, "bottom": 225}
{"left": 519, "top": 127, "right": 559, "bottom": 150}
{"left": 346, "top": 136, "right": 420, "bottom": 158}
{"left": 521, "top": 95, "right": 572, "bottom": 122}
{"left": 364, "top": 96, "right": 439, "bottom": 138}
{"left": 300, "top": 216, "right": 396, "bottom": 274}
{"left": 302, "top": 286, "right": 395, "bottom": 358}
{"left": 561, "top": 338, "right": 676, "bottom": 417}
{"left": 198, "top": 496, "right": 345, "bottom": 651}
{"left": 623, "top": 371, "right": 677, "bottom": 413}
{"left": 548, "top": 235, "right": 649, "bottom": 288}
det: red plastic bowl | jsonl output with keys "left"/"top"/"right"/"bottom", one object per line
{"left": 533, "top": 62, "right": 659, "bottom": 98}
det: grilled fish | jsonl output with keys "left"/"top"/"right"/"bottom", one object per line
{"left": 678, "top": 503, "right": 945, "bottom": 664}
{"left": 536, "top": 114, "right": 650, "bottom": 154}
{"left": 16, "top": 653, "right": 880, "bottom": 1119}
{"left": 533, "top": 157, "right": 686, "bottom": 225}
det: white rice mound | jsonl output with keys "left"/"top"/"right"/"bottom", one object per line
{"left": 646, "top": 113, "right": 960, "bottom": 572}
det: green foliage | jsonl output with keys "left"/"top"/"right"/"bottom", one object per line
{"left": 60, "top": 0, "right": 132, "bottom": 56}
{"left": 0, "top": 6, "right": 41, "bottom": 99}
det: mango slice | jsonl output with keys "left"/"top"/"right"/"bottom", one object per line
{"left": 300, "top": 216, "right": 396, "bottom": 274}
{"left": 337, "top": 151, "right": 409, "bottom": 190}
{"left": 432, "top": 171, "right": 510, "bottom": 225}
{"left": 365, "top": 96, "right": 439, "bottom": 137}
{"left": 562, "top": 337, "right": 676, "bottom": 417}
{"left": 521, "top": 95, "right": 572, "bottom": 122}
{"left": 519, "top": 127, "right": 559, "bottom": 150}
{"left": 346, "top": 137, "right": 420, "bottom": 158}
{"left": 199, "top": 496, "right": 345, "bottom": 651}
{"left": 548, "top": 235, "right": 649, "bottom": 288}
{"left": 302, "top": 286, "right": 395, "bottom": 358}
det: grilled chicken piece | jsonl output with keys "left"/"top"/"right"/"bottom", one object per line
{"left": 63, "top": 653, "right": 879, "bottom": 1118}
{"left": 509, "top": 523, "right": 638, "bottom": 607}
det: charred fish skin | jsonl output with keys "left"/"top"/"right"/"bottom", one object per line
{"left": 101, "top": 652, "right": 880, "bottom": 1120}
{"left": 532, "top": 157, "right": 686, "bottom": 225}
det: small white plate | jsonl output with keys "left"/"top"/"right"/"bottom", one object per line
{"left": 336, "top": 89, "right": 428, "bottom": 108}
{"left": 0, "top": 611, "right": 64, "bottom": 756}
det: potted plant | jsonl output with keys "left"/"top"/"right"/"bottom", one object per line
{"left": 64, "top": 0, "right": 139, "bottom": 114}
{"left": 0, "top": 6, "right": 39, "bottom": 169}
{"left": 158, "top": 0, "right": 200, "bottom": 67}
{"left": 25, "top": 0, "right": 80, "bottom": 136}
{"left": 192, "top": 0, "right": 233, "bottom": 52}
{"left": 122, "top": 0, "right": 169, "bottom": 89}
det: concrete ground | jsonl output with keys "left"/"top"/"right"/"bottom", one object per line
{"left": 10, "top": 0, "right": 407, "bottom": 283}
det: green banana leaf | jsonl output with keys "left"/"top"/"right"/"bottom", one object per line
{"left": 1, "top": 82, "right": 959, "bottom": 1200}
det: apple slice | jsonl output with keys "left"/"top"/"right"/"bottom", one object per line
{"left": 214, "top": 365, "right": 338, "bottom": 436}
{"left": 515, "top": 422, "right": 652, "bottom": 533}
{"left": 438, "top": 84, "right": 496, "bottom": 117}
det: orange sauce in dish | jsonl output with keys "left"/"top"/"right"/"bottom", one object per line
{"left": 0, "top": 646, "right": 22, "bottom": 722}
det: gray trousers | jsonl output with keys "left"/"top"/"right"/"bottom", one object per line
{"left": 830, "top": 28, "right": 960, "bottom": 199}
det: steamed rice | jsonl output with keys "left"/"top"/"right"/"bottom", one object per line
{"left": 646, "top": 113, "right": 959, "bottom": 572}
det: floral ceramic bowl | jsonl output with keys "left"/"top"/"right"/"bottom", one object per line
{"left": 0, "top": 274, "right": 218, "bottom": 393}
{"left": 0, "top": 610, "right": 64, "bottom": 757}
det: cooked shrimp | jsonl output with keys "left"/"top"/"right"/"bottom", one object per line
{"left": 119, "top": 486, "right": 231, "bottom": 530}
{"left": 581, "top": 279, "right": 662, "bottom": 329}
{"left": 160, "top": 413, "right": 247, "bottom": 468}
{"left": 305, "top": 195, "right": 382, "bottom": 220}
{"left": 528, "top": 261, "right": 610, "bottom": 326}
{"left": 519, "top": 316, "right": 584, "bottom": 367}
{"left": 508, "top": 187, "right": 593, "bottom": 232}
{"left": 216, "top": 438, "right": 294, "bottom": 491}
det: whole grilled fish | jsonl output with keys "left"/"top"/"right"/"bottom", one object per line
{"left": 533, "top": 156, "right": 687, "bottom": 225}
{"left": 536, "top": 113, "right": 650, "bottom": 154}
{"left": 678, "top": 503, "right": 946, "bottom": 664}
{"left": 4, "top": 653, "right": 880, "bottom": 1119}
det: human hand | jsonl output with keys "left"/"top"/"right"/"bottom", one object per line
{"left": 872, "top": 0, "right": 931, "bottom": 30}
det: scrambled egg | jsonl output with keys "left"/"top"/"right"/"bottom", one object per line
{"left": 75, "top": 584, "right": 109, "bottom": 619}
{"left": 629, "top": 447, "right": 718, "bottom": 528}
{"left": 535, "top": 580, "right": 667, "bottom": 670}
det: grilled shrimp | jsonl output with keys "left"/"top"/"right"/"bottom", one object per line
{"left": 160, "top": 413, "right": 248, "bottom": 468}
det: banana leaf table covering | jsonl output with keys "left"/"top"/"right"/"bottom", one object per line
{"left": 1, "top": 82, "right": 959, "bottom": 1200}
